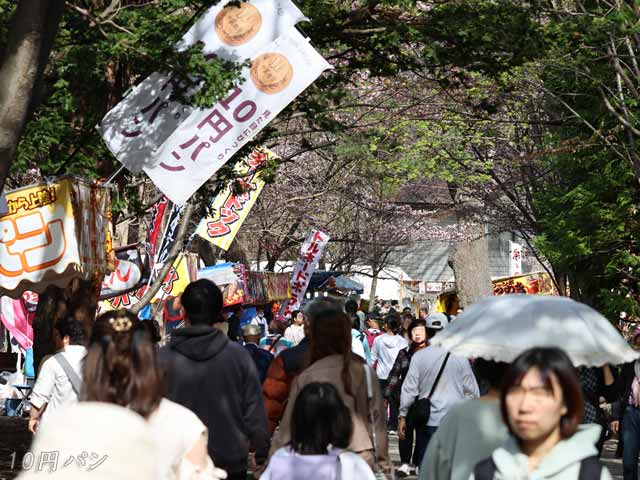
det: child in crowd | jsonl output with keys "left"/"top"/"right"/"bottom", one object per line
{"left": 261, "top": 382, "right": 375, "bottom": 479}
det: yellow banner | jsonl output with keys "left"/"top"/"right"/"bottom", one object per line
{"left": 0, "top": 178, "right": 111, "bottom": 296}
{"left": 151, "top": 254, "right": 191, "bottom": 302}
{"left": 195, "top": 147, "right": 274, "bottom": 251}
{"left": 98, "top": 254, "right": 192, "bottom": 313}
{"left": 492, "top": 272, "right": 557, "bottom": 296}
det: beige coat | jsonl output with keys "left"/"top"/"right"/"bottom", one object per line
{"left": 270, "top": 354, "right": 389, "bottom": 469}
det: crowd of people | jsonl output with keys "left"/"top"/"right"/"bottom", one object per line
{"left": 18, "top": 280, "right": 640, "bottom": 480}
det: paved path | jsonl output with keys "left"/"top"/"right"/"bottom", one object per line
{"left": 387, "top": 432, "right": 624, "bottom": 479}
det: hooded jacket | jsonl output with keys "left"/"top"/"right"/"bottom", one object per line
{"left": 469, "top": 425, "right": 612, "bottom": 480}
{"left": 159, "top": 325, "right": 269, "bottom": 474}
{"left": 371, "top": 333, "right": 408, "bottom": 380}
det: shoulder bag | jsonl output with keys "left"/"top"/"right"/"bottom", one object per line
{"left": 54, "top": 353, "right": 82, "bottom": 396}
{"left": 406, "top": 352, "right": 450, "bottom": 429}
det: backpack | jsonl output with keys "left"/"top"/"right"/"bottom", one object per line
{"left": 473, "top": 455, "right": 602, "bottom": 480}
{"left": 364, "top": 329, "right": 382, "bottom": 349}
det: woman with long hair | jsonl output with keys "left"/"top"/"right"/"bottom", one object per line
{"left": 384, "top": 318, "right": 428, "bottom": 476}
{"left": 269, "top": 299, "right": 389, "bottom": 472}
{"left": 470, "top": 347, "right": 612, "bottom": 480}
{"left": 261, "top": 382, "right": 375, "bottom": 479}
{"left": 83, "top": 310, "right": 227, "bottom": 480}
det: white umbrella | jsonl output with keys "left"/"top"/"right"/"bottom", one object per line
{"left": 430, "top": 294, "right": 639, "bottom": 367}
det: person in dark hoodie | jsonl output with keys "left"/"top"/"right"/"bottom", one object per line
{"left": 159, "top": 279, "right": 269, "bottom": 480}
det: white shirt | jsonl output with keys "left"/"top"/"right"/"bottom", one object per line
{"left": 250, "top": 314, "right": 269, "bottom": 336}
{"left": 371, "top": 333, "right": 408, "bottom": 380}
{"left": 30, "top": 345, "right": 87, "bottom": 424}
{"left": 284, "top": 324, "right": 305, "bottom": 346}
{"left": 351, "top": 334, "right": 366, "bottom": 362}
{"left": 261, "top": 447, "right": 376, "bottom": 480}
{"left": 147, "top": 398, "right": 207, "bottom": 480}
{"left": 399, "top": 345, "right": 479, "bottom": 427}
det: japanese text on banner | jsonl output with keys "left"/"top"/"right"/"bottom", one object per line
{"left": 283, "top": 229, "right": 330, "bottom": 316}
{"left": 195, "top": 147, "right": 274, "bottom": 250}
{"left": 509, "top": 241, "right": 522, "bottom": 276}
{"left": 144, "top": 27, "right": 331, "bottom": 204}
{"left": 0, "top": 179, "right": 111, "bottom": 297}
{"left": 100, "top": 0, "right": 306, "bottom": 173}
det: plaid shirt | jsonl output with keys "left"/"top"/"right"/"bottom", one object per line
{"left": 384, "top": 348, "right": 409, "bottom": 404}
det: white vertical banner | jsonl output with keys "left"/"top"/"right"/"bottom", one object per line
{"left": 509, "top": 241, "right": 522, "bottom": 276}
{"left": 100, "top": 0, "right": 307, "bottom": 173}
{"left": 282, "top": 229, "right": 330, "bottom": 316}
{"left": 144, "top": 27, "right": 331, "bottom": 204}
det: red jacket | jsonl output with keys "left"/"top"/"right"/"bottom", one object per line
{"left": 262, "top": 337, "right": 310, "bottom": 433}
{"left": 262, "top": 357, "right": 294, "bottom": 433}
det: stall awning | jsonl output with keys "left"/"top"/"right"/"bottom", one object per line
{"left": 309, "top": 271, "right": 364, "bottom": 294}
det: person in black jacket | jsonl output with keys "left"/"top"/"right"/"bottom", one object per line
{"left": 609, "top": 329, "right": 640, "bottom": 480}
{"left": 159, "top": 279, "right": 269, "bottom": 480}
{"left": 227, "top": 304, "right": 243, "bottom": 342}
{"left": 577, "top": 364, "right": 617, "bottom": 454}
{"left": 243, "top": 324, "right": 274, "bottom": 383}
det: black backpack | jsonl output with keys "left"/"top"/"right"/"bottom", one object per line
{"left": 473, "top": 455, "right": 602, "bottom": 480}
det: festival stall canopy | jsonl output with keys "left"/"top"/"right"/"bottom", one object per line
{"left": 0, "top": 177, "right": 113, "bottom": 298}
{"left": 308, "top": 271, "right": 364, "bottom": 295}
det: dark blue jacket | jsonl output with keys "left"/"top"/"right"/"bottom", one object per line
{"left": 159, "top": 326, "right": 269, "bottom": 474}
{"left": 244, "top": 343, "right": 274, "bottom": 383}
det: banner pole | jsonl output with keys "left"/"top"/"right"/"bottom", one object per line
{"left": 149, "top": 234, "right": 196, "bottom": 318}
{"left": 104, "top": 165, "right": 126, "bottom": 185}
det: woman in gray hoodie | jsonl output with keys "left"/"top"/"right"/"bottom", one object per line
{"left": 470, "top": 347, "right": 612, "bottom": 480}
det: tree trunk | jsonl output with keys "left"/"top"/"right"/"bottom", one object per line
{"left": 0, "top": 0, "right": 64, "bottom": 193}
{"left": 266, "top": 255, "right": 277, "bottom": 272}
{"left": 197, "top": 236, "right": 218, "bottom": 266}
{"left": 448, "top": 236, "right": 493, "bottom": 308}
{"left": 551, "top": 266, "right": 568, "bottom": 296}
{"left": 225, "top": 239, "right": 248, "bottom": 264}
{"left": 368, "top": 268, "right": 379, "bottom": 312}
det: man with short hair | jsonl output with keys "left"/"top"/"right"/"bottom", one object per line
{"left": 345, "top": 298, "right": 365, "bottom": 331}
{"left": 227, "top": 304, "right": 243, "bottom": 342}
{"left": 243, "top": 324, "right": 274, "bottom": 383}
{"left": 159, "top": 279, "right": 269, "bottom": 480}
{"left": 398, "top": 313, "right": 479, "bottom": 471}
{"left": 250, "top": 305, "right": 269, "bottom": 338}
{"left": 29, "top": 316, "right": 86, "bottom": 433}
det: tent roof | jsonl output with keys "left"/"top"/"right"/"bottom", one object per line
{"left": 309, "top": 271, "right": 364, "bottom": 294}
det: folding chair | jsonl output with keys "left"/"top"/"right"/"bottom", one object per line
{"left": 13, "top": 348, "right": 35, "bottom": 417}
